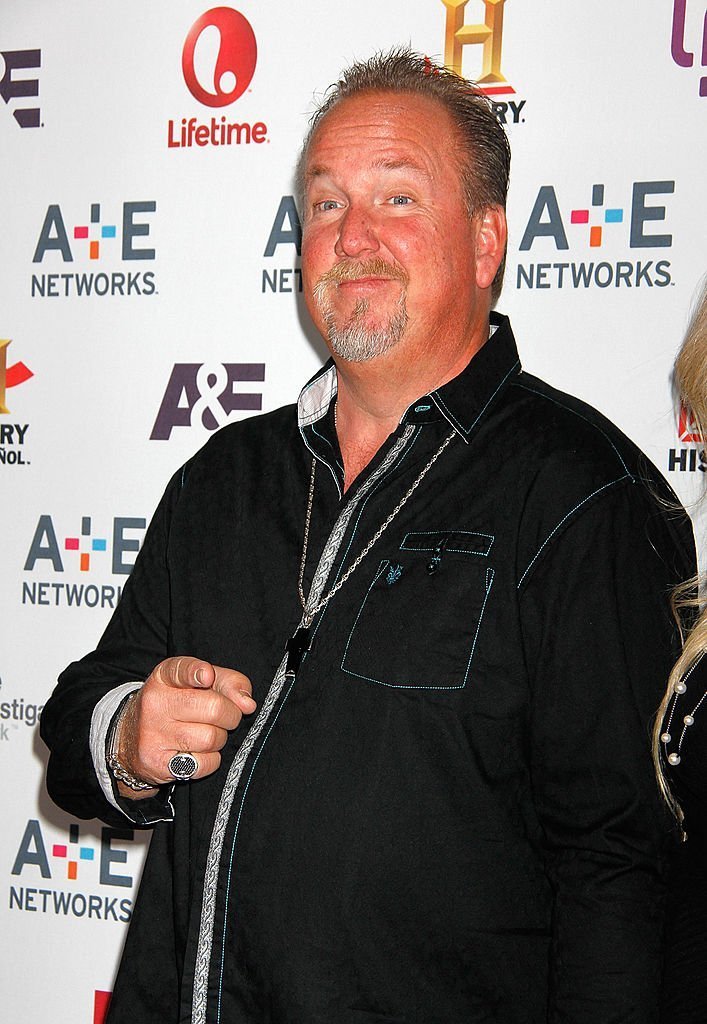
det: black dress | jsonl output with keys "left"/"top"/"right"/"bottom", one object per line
{"left": 661, "top": 651, "right": 707, "bottom": 1023}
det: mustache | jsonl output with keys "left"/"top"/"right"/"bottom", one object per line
{"left": 314, "top": 258, "right": 409, "bottom": 293}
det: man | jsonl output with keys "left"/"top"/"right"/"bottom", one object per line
{"left": 41, "top": 51, "right": 693, "bottom": 1023}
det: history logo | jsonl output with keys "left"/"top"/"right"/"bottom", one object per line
{"left": 30, "top": 200, "right": 157, "bottom": 299}
{"left": 668, "top": 403, "right": 706, "bottom": 474}
{"left": 94, "top": 992, "right": 112, "bottom": 1024}
{"left": 440, "top": 0, "right": 526, "bottom": 126}
{"left": 168, "top": 7, "right": 268, "bottom": 149}
{"left": 0, "top": 47, "right": 41, "bottom": 128}
{"left": 514, "top": 179, "right": 675, "bottom": 290}
{"left": 1, "top": 338, "right": 33, "bottom": 468}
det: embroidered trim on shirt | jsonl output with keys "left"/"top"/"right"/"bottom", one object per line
{"left": 191, "top": 424, "right": 417, "bottom": 1024}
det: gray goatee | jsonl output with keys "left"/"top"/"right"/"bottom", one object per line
{"left": 313, "top": 258, "right": 409, "bottom": 363}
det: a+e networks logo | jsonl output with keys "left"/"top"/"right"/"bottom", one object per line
{"left": 22, "top": 514, "right": 147, "bottom": 609}
{"left": 440, "top": 0, "right": 526, "bottom": 126}
{"left": 10, "top": 819, "right": 135, "bottom": 923}
{"left": 30, "top": 200, "right": 157, "bottom": 299}
{"left": 1, "top": 339, "right": 33, "bottom": 468}
{"left": 1, "top": 48, "right": 41, "bottom": 128}
{"left": 514, "top": 179, "right": 676, "bottom": 290}
{"left": 671, "top": 0, "right": 707, "bottom": 97}
{"left": 168, "top": 6, "right": 268, "bottom": 150}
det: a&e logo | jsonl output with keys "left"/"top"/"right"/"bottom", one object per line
{"left": 0, "top": 48, "right": 41, "bottom": 127}
{"left": 151, "top": 362, "right": 265, "bottom": 440}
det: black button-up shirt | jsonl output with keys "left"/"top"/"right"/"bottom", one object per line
{"left": 42, "top": 313, "right": 694, "bottom": 1023}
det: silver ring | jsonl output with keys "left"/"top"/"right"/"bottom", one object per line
{"left": 167, "top": 752, "right": 199, "bottom": 781}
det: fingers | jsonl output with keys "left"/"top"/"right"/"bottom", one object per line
{"left": 154, "top": 656, "right": 216, "bottom": 691}
{"left": 153, "top": 657, "right": 256, "bottom": 709}
{"left": 179, "top": 750, "right": 221, "bottom": 782}
{"left": 147, "top": 657, "right": 256, "bottom": 728}
{"left": 117, "top": 657, "right": 257, "bottom": 792}
{"left": 212, "top": 665, "right": 257, "bottom": 716}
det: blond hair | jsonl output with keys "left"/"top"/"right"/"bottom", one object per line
{"left": 654, "top": 278, "right": 707, "bottom": 819}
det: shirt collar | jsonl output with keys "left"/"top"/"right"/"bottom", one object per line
{"left": 297, "top": 311, "right": 521, "bottom": 446}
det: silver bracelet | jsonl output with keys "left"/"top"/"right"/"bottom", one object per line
{"left": 106, "top": 692, "right": 156, "bottom": 792}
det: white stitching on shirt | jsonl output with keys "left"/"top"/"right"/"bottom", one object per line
{"left": 512, "top": 380, "right": 633, "bottom": 478}
{"left": 517, "top": 477, "right": 628, "bottom": 589}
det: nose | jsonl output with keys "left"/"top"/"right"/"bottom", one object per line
{"left": 334, "top": 203, "right": 380, "bottom": 258}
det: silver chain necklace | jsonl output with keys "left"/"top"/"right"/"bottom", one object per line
{"left": 286, "top": 423, "right": 456, "bottom": 676}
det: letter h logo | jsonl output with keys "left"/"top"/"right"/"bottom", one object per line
{"left": 441, "top": 0, "right": 509, "bottom": 88}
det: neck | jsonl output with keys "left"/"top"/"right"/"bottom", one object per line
{"left": 334, "top": 326, "right": 488, "bottom": 490}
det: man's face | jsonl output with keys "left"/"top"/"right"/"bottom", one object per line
{"left": 300, "top": 91, "right": 485, "bottom": 364}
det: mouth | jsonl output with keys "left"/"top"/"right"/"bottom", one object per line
{"left": 315, "top": 258, "right": 408, "bottom": 293}
{"left": 336, "top": 275, "right": 397, "bottom": 290}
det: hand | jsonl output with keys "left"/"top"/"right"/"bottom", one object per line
{"left": 115, "top": 656, "right": 256, "bottom": 799}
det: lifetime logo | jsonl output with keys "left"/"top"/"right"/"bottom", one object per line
{"left": 515, "top": 179, "right": 675, "bottom": 290}
{"left": 168, "top": 7, "right": 267, "bottom": 149}
{"left": 183, "top": 7, "right": 257, "bottom": 106}
{"left": 0, "top": 48, "right": 41, "bottom": 128}
{"left": 671, "top": 0, "right": 707, "bottom": 97}
{"left": 151, "top": 362, "right": 265, "bottom": 440}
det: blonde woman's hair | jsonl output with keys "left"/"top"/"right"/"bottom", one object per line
{"left": 654, "top": 278, "right": 707, "bottom": 820}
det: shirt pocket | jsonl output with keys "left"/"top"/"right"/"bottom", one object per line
{"left": 340, "top": 531, "right": 495, "bottom": 690}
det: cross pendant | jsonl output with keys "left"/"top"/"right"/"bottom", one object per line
{"left": 285, "top": 625, "right": 312, "bottom": 677}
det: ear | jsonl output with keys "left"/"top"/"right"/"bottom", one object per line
{"left": 474, "top": 206, "right": 507, "bottom": 290}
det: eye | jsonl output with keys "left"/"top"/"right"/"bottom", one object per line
{"left": 388, "top": 195, "right": 412, "bottom": 206}
{"left": 314, "top": 199, "right": 342, "bottom": 213}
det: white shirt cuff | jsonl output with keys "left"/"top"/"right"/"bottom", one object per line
{"left": 89, "top": 681, "right": 142, "bottom": 820}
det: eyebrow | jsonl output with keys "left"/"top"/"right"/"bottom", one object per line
{"left": 305, "top": 157, "right": 430, "bottom": 187}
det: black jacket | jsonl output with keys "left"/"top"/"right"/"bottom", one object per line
{"left": 41, "top": 314, "right": 694, "bottom": 1023}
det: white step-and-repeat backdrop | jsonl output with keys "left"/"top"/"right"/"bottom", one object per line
{"left": 2, "top": 2, "right": 706, "bottom": 1020}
